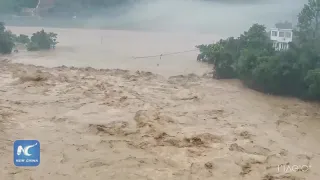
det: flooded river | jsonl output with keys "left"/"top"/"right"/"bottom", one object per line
{"left": 0, "top": 24, "right": 320, "bottom": 180}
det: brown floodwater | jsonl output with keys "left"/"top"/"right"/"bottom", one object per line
{"left": 7, "top": 26, "right": 217, "bottom": 77}
{"left": 1, "top": 26, "right": 320, "bottom": 180}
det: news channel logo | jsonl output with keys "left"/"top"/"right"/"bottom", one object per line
{"left": 13, "top": 140, "right": 40, "bottom": 167}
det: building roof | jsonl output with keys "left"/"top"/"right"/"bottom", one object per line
{"left": 270, "top": 28, "right": 293, "bottom": 31}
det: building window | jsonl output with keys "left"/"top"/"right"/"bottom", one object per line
{"left": 285, "top": 32, "right": 291, "bottom": 38}
{"left": 279, "top": 32, "right": 285, "bottom": 37}
{"left": 271, "top": 31, "right": 278, "bottom": 36}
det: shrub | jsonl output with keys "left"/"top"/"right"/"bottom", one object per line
{"left": 0, "top": 22, "right": 58, "bottom": 54}
{"left": 304, "top": 69, "right": 320, "bottom": 100}
{"left": 0, "top": 22, "right": 15, "bottom": 54}
{"left": 0, "top": 22, "right": 4, "bottom": 32}
{"left": 16, "top": 34, "right": 30, "bottom": 44}
{"left": 26, "top": 42, "right": 39, "bottom": 51}
{"left": 27, "top": 30, "right": 58, "bottom": 51}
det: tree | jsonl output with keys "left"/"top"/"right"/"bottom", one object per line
{"left": 0, "top": 22, "right": 15, "bottom": 54}
{"left": 0, "top": 22, "right": 5, "bottom": 32}
{"left": 196, "top": 39, "right": 238, "bottom": 78}
{"left": 16, "top": 34, "right": 30, "bottom": 44}
{"left": 304, "top": 68, "right": 320, "bottom": 99}
{"left": 295, "top": 0, "right": 320, "bottom": 44}
{"left": 243, "top": 24, "right": 273, "bottom": 51}
{"left": 27, "top": 30, "right": 58, "bottom": 51}
{"left": 0, "top": 22, "right": 58, "bottom": 53}
{"left": 197, "top": 24, "right": 274, "bottom": 79}
{"left": 196, "top": 1, "right": 320, "bottom": 100}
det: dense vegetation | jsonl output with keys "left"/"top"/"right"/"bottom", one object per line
{"left": 0, "top": 22, "right": 15, "bottom": 54}
{"left": 26, "top": 30, "right": 58, "bottom": 51}
{"left": 197, "top": 0, "right": 320, "bottom": 100}
{"left": 0, "top": 22, "right": 58, "bottom": 53}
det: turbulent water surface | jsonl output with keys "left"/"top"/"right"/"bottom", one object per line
{"left": 1, "top": 1, "right": 320, "bottom": 179}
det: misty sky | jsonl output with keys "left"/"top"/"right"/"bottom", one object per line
{"left": 83, "top": 0, "right": 307, "bottom": 37}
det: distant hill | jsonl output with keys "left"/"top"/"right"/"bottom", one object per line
{"left": 0, "top": 0, "right": 270, "bottom": 16}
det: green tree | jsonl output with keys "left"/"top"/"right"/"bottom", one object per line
{"left": 16, "top": 34, "right": 30, "bottom": 44}
{"left": 304, "top": 68, "right": 320, "bottom": 99}
{"left": 196, "top": 1, "right": 320, "bottom": 100}
{"left": 0, "top": 22, "right": 15, "bottom": 54}
{"left": 0, "top": 22, "right": 59, "bottom": 53}
{"left": 295, "top": 0, "right": 320, "bottom": 44}
{"left": 27, "top": 29, "right": 58, "bottom": 51}
{"left": 0, "top": 22, "right": 5, "bottom": 32}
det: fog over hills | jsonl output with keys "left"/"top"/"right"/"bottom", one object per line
{"left": 81, "top": 0, "right": 306, "bottom": 36}
{"left": 0, "top": 0, "right": 307, "bottom": 37}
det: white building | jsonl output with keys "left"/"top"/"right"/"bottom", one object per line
{"left": 270, "top": 28, "right": 293, "bottom": 51}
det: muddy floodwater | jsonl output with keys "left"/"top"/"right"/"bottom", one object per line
{"left": 6, "top": 26, "right": 217, "bottom": 77}
{"left": 0, "top": 26, "right": 320, "bottom": 180}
